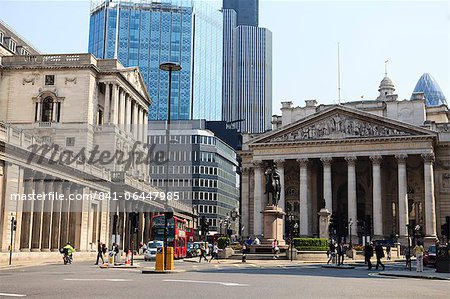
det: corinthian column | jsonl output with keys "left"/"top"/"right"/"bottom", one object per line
{"left": 241, "top": 167, "right": 250, "bottom": 237}
{"left": 396, "top": 154, "right": 408, "bottom": 238}
{"left": 274, "top": 159, "right": 285, "bottom": 236}
{"left": 321, "top": 157, "right": 333, "bottom": 212}
{"left": 422, "top": 153, "right": 437, "bottom": 239}
{"left": 370, "top": 155, "right": 383, "bottom": 238}
{"left": 297, "top": 158, "right": 309, "bottom": 236}
{"left": 253, "top": 160, "right": 264, "bottom": 236}
{"left": 345, "top": 156, "right": 357, "bottom": 239}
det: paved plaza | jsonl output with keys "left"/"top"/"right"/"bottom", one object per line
{"left": 0, "top": 260, "right": 448, "bottom": 298}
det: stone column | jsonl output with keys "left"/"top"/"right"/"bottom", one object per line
{"left": 274, "top": 159, "right": 285, "bottom": 237}
{"left": 422, "top": 153, "right": 437, "bottom": 239}
{"left": 104, "top": 82, "right": 111, "bottom": 124}
{"left": 253, "top": 160, "right": 264, "bottom": 236}
{"left": 396, "top": 154, "right": 408, "bottom": 238}
{"left": 60, "top": 181, "right": 71, "bottom": 246}
{"left": 133, "top": 102, "right": 138, "bottom": 140}
{"left": 241, "top": 167, "right": 250, "bottom": 237}
{"left": 50, "top": 180, "right": 63, "bottom": 251}
{"left": 321, "top": 157, "right": 333, "bottom": 212}
{"left": 119, "top": 89, "right": 126, "bottom": 130}
{"left": 111, "top": 84, "right": 119, "bottom": 125}
{"left": 345, "top": 156, "right": 357, "bottom": 239}
{"left": 144, "top": 113, "right": 148, "bottom": 143}
{"left": 297, "top": 158, "right": 309, "bottom": 236}
{"left": 370, "top": 155, "right": 383, "bottom": 238}
{"left": 31, "top": 178, "right": 44, "bottom": 251}
{"left": 125, "top": 95, "right": 131, "bottom": 133}
{"left": 20, "top": 173, "right": 34, "bottom": 251}
{"left": 137, "top": 107, "right": 142, "bottom": 143}
{"left": 41, "top": 177, "right": 54, "bottom": 251}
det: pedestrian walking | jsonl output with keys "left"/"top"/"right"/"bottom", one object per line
{"left": 95, "top": 240, "right": 104, "bottom": 265}
{"left": 405, "top": 246, "right": 412, "bottom": 270}
{"left": 337, "top": 242, "right": 345, "bottom": 266}
{"left": 386, "top": 244, "right": 391, "bottom": 260}
{"left": 113, "top": 243, "right": 120, "bottom": 262}
{"left": 198, "top": 244, "right": 208, "bottom": 263}
{"left": 413, "top": 240, "right": 425, "bottom": 272}
{"left": 364, "top": 242, "right": 374, "bottom": 270}
{"left": 327, "top": 241, "right": 336, "bottom": 264}
{"left": 209, "top": 242, "right": 221, "bottom": 263}
{"left": 101, "top": 243, "right": 107, "bottom": 260}
{"left": 375, "top": 242, "right": 385, "bottom": 270}
{"left": 272, "top": 239, "right": 280, "bottom": 259}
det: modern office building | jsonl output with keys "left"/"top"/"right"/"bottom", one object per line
{"left": 222, "top": 2, "right": 272, "bottom": 134}
{"left": 223, "top": 0, "right": 258, "bottom": 26}
{"left": 412, "top": 73, "right": 447, "bottom": 107}
{"left": 148, "top": 120, "right": 240, "bottom": 234}
{"left": 89, "top": 0, "right": 223, "bottom": 121}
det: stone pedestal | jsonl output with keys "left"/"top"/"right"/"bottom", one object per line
{"left": 318, "top": 208, "right": 331, "bottom": 239}
{"left": 261, "top": 205, "right": 286, "bottom": 246}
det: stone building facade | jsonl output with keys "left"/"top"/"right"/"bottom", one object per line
{"left": 0, "top": 53, "right": 193, "bottom": 264}
{"left": 240, "top": 76, "right": 450, "bottom": 246}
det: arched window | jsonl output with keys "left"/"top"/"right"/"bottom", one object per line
{"left": 41, "top": 97, "right": 53, "bottom": 122}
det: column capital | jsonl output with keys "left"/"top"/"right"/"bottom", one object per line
{"left": 344, "top": 156, "right": 357, "bottom": 165}
{"left": 252, "top": 160, "right": 264, "bottom": 168}
{"left": 395, "top": 153, "right": 408, "bottom": 163}
{"left": 274, "top": 159, "right": 285, "bottom": 168}
{"left": 296, "top": 158, "right": 309, "bottom": 167}
{"left": 421, "top": 153, "right": 435, "bottom": 163}
{"left": 320, "top": 157, "right": 333, "bottom": 166}
{"left": 369, "top": 155, "right": 383, "bottom": 164}
{"left": 242, "top": 166, "right": 250, "bottom": 174}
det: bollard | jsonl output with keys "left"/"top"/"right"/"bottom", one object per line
{"left": 242, "top": 252, "right": 246, "bottom": 263}
{"left": 108, "top": 251, "right": 114, "bottom": 266}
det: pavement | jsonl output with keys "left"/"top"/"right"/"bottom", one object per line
{"left": 0, "top": 259, "right": 448, "bottom": 299}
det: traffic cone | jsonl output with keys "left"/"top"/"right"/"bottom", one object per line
{"left": 125, "top": 250, "right": 131, "bottom": 265}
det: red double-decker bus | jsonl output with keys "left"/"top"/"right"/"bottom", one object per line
{"left": 151, "top": 214, "right": 187, "bottom": 259}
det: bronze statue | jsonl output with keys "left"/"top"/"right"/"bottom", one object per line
{"left": 264, "top": 163, "right": 281, "bottom": 206}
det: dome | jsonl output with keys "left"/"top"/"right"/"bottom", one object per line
{"left": 379, "top": 76, "right": 395, "bottom": 89}
{"left": 412, "top": 73, "right": 447, "bottom": 107}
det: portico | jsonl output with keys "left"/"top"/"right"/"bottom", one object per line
{"left": 241, "top": 105, "right": 439, "bottom": 244}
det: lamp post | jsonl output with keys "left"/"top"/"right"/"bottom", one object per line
{"left": 159, "top": 62, "right": 181, "bottom": 270}
{"left": 406, "top": 223, "right": 411, "bottom": 271}
{"left": 288, "top": 212, "right": 294, "bottom": 262}
{"left": 349, "top": 219, "right": 353, "bottom": 247}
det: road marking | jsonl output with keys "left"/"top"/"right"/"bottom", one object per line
{"left": 0, "top": 293, "right": 27, "bottom": 297}
{"left": 64, "top": 278, "right": 132, "bottom": 282}
{"left": 163, "top": 279, "right": 248, "bottom": 287}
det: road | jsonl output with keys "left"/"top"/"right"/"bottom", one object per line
{"left": 0, "top": 260, "right": 448, "bottom": 298}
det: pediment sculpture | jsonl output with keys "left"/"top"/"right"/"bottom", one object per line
{"left": 269, "top": 113, "right": 413, "bottom": 142}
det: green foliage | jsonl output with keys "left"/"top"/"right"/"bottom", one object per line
{"left": 217, "top": 237, "right": 230, "bottom": 249}
{"left": 294, "top": 238, "right": 328, "bottom": 251}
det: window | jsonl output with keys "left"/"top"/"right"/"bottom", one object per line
{"left": 41, "top": 97, "right": 54, "bottom": 122}
{"left": 0, "top": 32, "right": 4, "bottom": 44}
{"left": 45, "top": 75, "right": 55, "bottom": 85}
{"left": 66, "top": 137, "right": 75, "bottom": 147}
{"left": 9, "top": 39, "right": 16, "bottom": 52}
{"left": 20, "top": 48, "right": 29, "bottom": 55}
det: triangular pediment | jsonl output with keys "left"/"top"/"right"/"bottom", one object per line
{"left": 250, "top": 105, "right": 436, "bottom": 145}
{"left": 119, "top": 68, "right": 151, "bottom": 105}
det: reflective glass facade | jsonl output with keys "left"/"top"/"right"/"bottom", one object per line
{"left": 223, "top": 0, "right": 258, "bottom": 26}
{"left": 412, "top": 73, "right": 448, "bottom": 107}
{"left": 89, "top": 0, "right": 223, "bottom": 121}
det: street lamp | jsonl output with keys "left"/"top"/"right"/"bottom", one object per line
{"left": 349, "top": 219, "right": 353, "bottom": 247}
{"left": 159, "top": 62, "right": 181, "bottom": 270}
{"left": 406, "top": 223, "right": 411, "bottom": 271}
{"left": 288, "top": 212, "right": 295, "bottom": 262}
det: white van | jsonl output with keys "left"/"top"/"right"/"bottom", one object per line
{"left": 144, "top": 241, "right": 164, "bottom": 261}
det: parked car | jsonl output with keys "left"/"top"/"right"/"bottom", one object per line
{"left": 144, "top": 241, "right": 163, "bottom": 261}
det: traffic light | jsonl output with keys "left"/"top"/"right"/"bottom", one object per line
{"left": 200, "top": 216, "right": 206, "bottom": 235}
{"left": 442, "top": 223, "right": 449, "bottom": 238}
{"left": 130, "top": 212, "right": 139, "bottom": 234}
{"left": 12, "top": 218, "right": 17, "bottom": 231}
{"left": 365, "top": 215, "right": 372, "bottom": 236}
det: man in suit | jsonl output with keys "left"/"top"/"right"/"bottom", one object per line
{"left": 364, "top": 242, "right": 374, "bottom": 270}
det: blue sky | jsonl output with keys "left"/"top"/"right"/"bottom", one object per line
{"left": 0, "top": 0, "right": 449, "bottom": 114}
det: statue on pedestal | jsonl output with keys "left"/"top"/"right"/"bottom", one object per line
{"left": 264, "top": 163, "right": 281, "bottom": 206}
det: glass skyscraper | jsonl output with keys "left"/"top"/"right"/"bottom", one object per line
{"left": 89, "top": 0, "right": 222, "bottom": 121}
{"left": 222, "top": 1, "right": 272, "bottom": 133}
{"left": 223, "top": 0, "right": 258, "bottom": 26}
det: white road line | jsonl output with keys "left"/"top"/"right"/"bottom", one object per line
{"left": 64, "top": 278, "right": 132, "bottom": 282}
{"left": 163, "top": 279, "right": 248, "bottom": 287}
{"left": 0, "top": 293, "right": 27, "bottom": 297}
